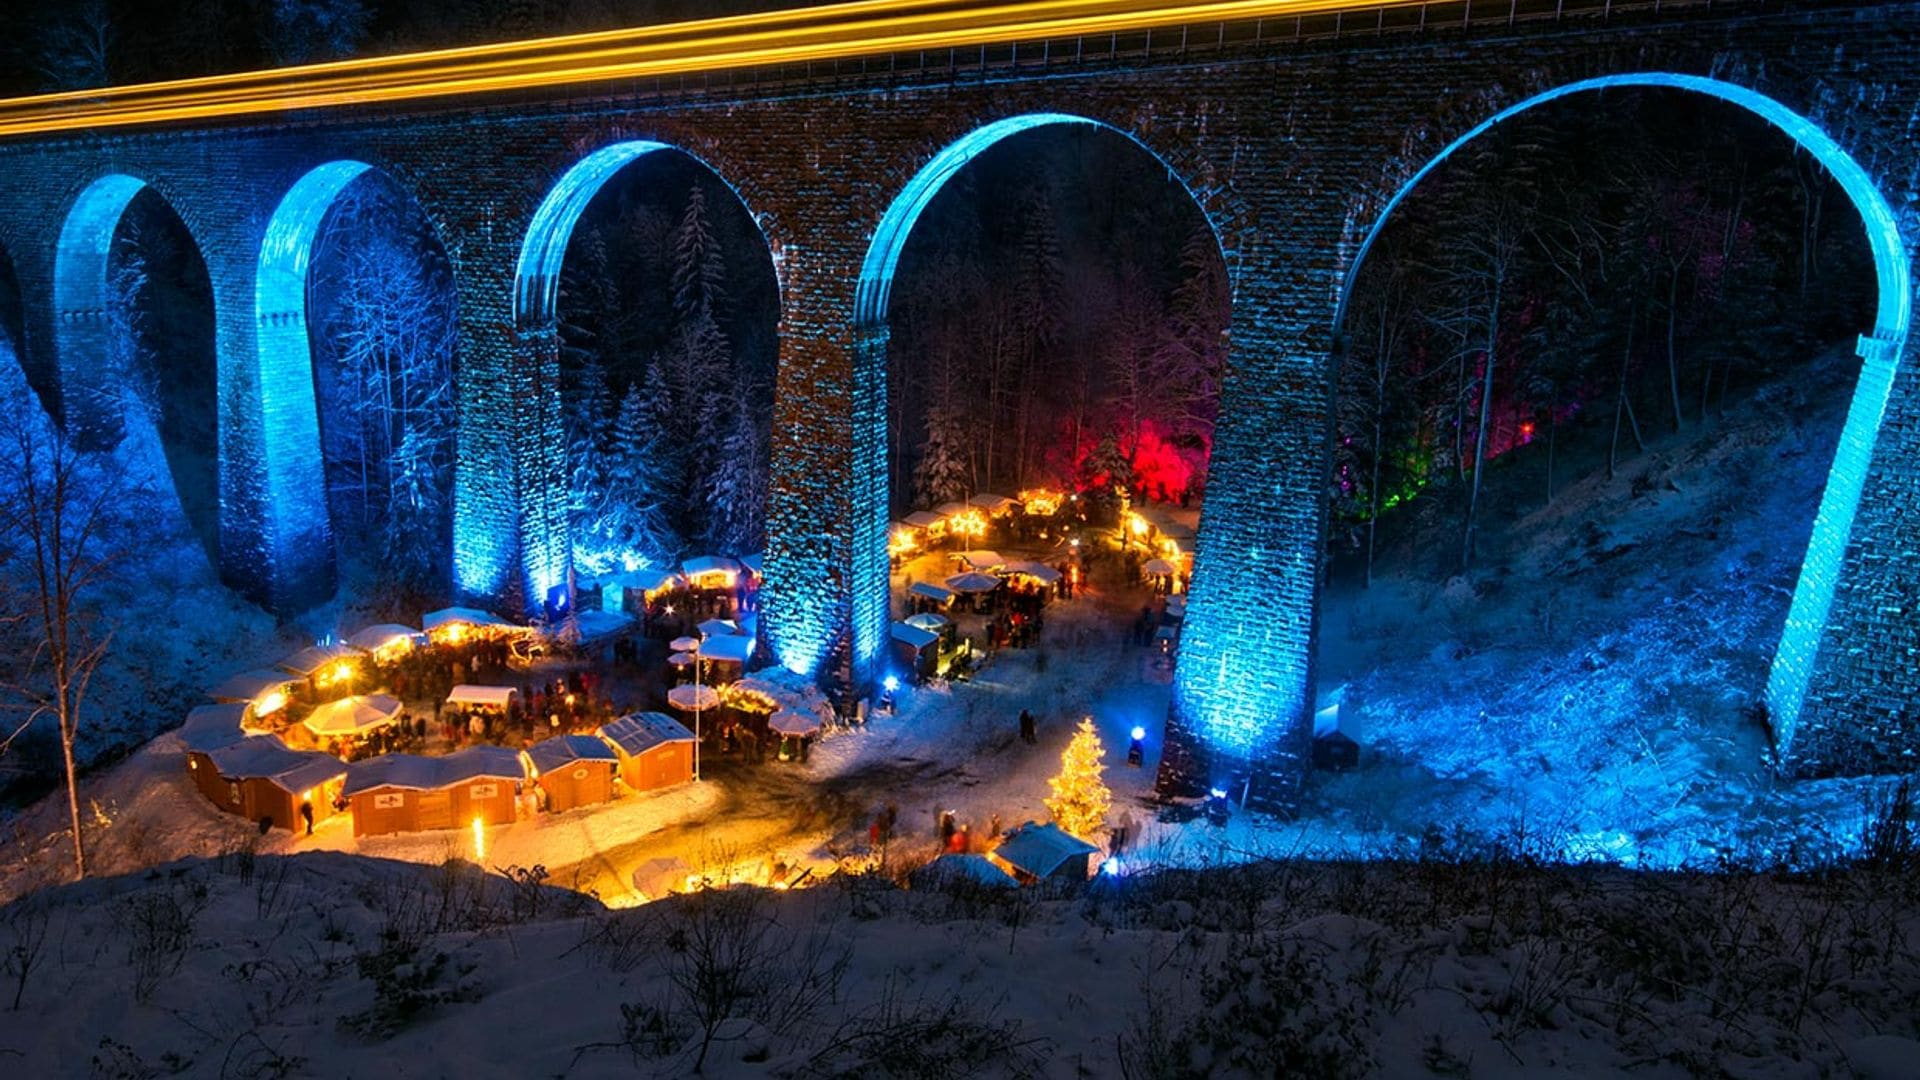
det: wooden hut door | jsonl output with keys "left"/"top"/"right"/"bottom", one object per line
{"left": 417, "top": 789, "right": 454, "bottom": 830}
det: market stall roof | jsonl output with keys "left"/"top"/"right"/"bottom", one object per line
{"left": 599, "top": 712, "right": 697, "bottom": 757}
{"left": 767, "top": 709, "right": 822, "bottom": 736}
{"left": 1164, "top": 598, "right": 1187, "bottom": 619}
{"left": 901, "top": 510, "right": 944, "bottom": 530}
{"left": 303, "top": 694, "right": 403, "bottom": 738}
{"left": 438, "top": 745, "right": 526, "bottom": 785}
{"left": 1005, "top": 561, "right": 1063, "bottom": 585}
{"left": 991, "top": 821, "right": 1099, "bottom": 880}
{"left": 968, "top": 493, "right": 1017, "bottom": 513}
{"left": 951, "top": 550, "right": 1004, "bottom": 571}
{"left": 1143, "top": 558, "right": 1177, "bottom": 576}
{"left": 916, "top": 852, "right": 1019, "bottom": 889}
{"left": 347, "top": 623, "right": 419, "bottom": 652}
{"left": 208, "top": 669, "right": 296, "bottom": 704}
{"left": 590, "top": 566, "right": 680, "bottom": 593}
{"left": 207, "top": 735, "right": 346, "bottom": 796}
{"left": 890, "top": 621, "right": 939, "bottom": 650}
{"left": 700, "top": 634, "right": 755, "bottom": 665}
{"left": 181, "top": 703, "right": 249, "bottom": 753}
{"left": 904, "top": 612, "right": 950, "bottom": 632}
{"left": 908, "top": 581, "right": 954, "bottom": 604}
{"left": 667, "top": 651, "right": 696, "bottom": 666}
{"left": 423, "top": 606, "right": 515, "bottom": 631}
{"left": 574, "top": 609, "right": 635, "bottom": 642}
{"left": 740, "top": 553, "right": 763, "bottom": 576}
{"left": 944, "top": 571, "right": 1002, "bottom": 594}
{"left": 525, "top": 733, "right": 619, "bottom": 775}
{"left": 681, "top": 554, "right": 742, "bottom": 579}
{"left": 278, "top": 642, "right": 358, "bottom": 676}
{"left": 698, "top": 618, "right": 739, "bottom": 639}
{"left": 933, "top": 501, "right": 969, "bottom": 518}
{"left": 445, "top": 684, "right": 516, "bottom": 708}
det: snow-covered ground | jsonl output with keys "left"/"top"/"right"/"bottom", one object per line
{"left": 0, "top": 847, "right": 1914, "bottom": 1078}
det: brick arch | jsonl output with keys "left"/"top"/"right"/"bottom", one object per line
{"left": 51, "top": 171, "right": 223, "bottom": 567}
{"left": 256, "top": 159, "right": 463, "bottom": 605}
{"left": 842, "top": 111, "right": 1234, "bottom": 688}
{"left": 1333, "top": 71, "right": 1913, "bottom": 762}
{"left": 485, "top": 137, "right": 782, "bottom": 609}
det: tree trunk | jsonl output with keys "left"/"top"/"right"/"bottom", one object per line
{"left": 1463, "top": 290, "right": 1500, "bottom": 569}
{"left": 62, "top": 713, "right": 85, "bottom": 880}
{"left": 1665, "top": 266, "right": 1685, "bottom": 433}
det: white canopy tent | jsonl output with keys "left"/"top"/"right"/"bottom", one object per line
{"left": 303, "top": 694, "right": 404, "bottom": 738}
{"left": 445, "top": 685, "right": 517, "bottom": 709}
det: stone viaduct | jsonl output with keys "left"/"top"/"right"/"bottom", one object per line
{"left": 0, "top": 0, "right": 1912, "bottom": 805}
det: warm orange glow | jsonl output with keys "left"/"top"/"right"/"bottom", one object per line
{"left": 1018, "top": 487, "right": 1065, "bottom": 516}
{"left": 472, "top": 817, "right": 486, "bottom": 862}
{"left": 948, "top": 508, "right": 990, "bottom": 539}
{"left": 255, "top": 690, "right": 288, "bottom": 716}
{"left": 0, "top": 0, "right": 1432, "bottom": 139}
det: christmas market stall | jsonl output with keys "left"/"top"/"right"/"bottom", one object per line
{"left": 988, "top": 821, "right": 1100, "bottom": 885}
{"left": 949, "top": 549, "right": 1005, "bottom": 573}
{"left": 907, "top": 581, "right": 955, "bottom": 614}
{"left": 901, "top": 509, "right": 946, "bottom": 543}
{"left": 588, "top": 568, "right": 680, "bottom": 616}
{"left": 681, "top": 555, "right": 742, "bottom": 592}
{"left": 181, "top": 704, "right": 249, "bottom": 807}
{"left": 968, "top": 492, "right": 1018, "bottom": 518}
{"left": 598, "top": 712, "right": 698, "bottom": 793}
{"left": 207, "top": 669, "right": 299, "bottom": 722}
{"left": 698, "top": 632, "right": 755, "bottom": 682}
{"left": 891, "top": 620, "right": 940, "bottom": 682}
{"left": 344, "top": 746, "right": 525, "bottom": 837}
{"left": 277, "top": 642, "right": 360, "bottom": 696}
{"left": 201, "top": 734, "right": 348, "bottom": 833}
{"left": 302, "top": 694, "right": 404, "bottom": 746}
{"left": 347, "top": 623, "right": 421, "bottom": 661}
{"left": 524, "top": 734, "right": 621, "bottom": 812}
{"left": 422, "top": 605, "right": 517, "bottom": 644}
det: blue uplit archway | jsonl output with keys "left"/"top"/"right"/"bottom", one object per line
{"left": 53, "top": 173, "right": 150, "bottom": 442}
{"left": 1337, "top": 72, "right": 1912, "bottom": 759}
{"left": 849, "top": 112, "right": 1231, "bottom": 696}
{"left": 255, "top": 159, "right": 378, "bottom": 600}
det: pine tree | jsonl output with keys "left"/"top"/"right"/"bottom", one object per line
{"left": 700, "top": 400, "right": 766, "bottom": 556}
{"left": 913, "top": 406, "right": 970, "bottom": 508}
{"left": 1044, "top": 718, "right": 1111, "bottom": 840}
{"left": 670, "top": 183, "right": 728, "bottom": 324}
{"left": 587, "top": 378, "right": 682, "bottom": 574}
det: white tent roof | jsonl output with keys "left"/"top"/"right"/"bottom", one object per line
{"left": 423, "top": 606, "right": 515, "bottom": 631}
{"left": 698, "top": 618, "right": 740, "bottom": 639}
{"left": 1143, "top": 558, "right": 1177, "bottom": 575}
{"left": 445, "top": 684, "right": 516, "bottom": 707}
{"left": 901, "top": 510, "right": 944, "bottom": 529}
{"left": 303, "top": 694, "right": 403, "bottom": 737}
{"left": 347, "top": 623, "right": 419, "bottom": 652}
{"left": 904, "top": 612, "right": 950, "bottom": 632}
{"left": 700, "top": 634, "right": 755, "bottom": 665}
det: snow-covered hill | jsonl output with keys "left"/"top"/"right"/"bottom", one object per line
{"left": 0, "top": 849, "right": 1914, "bottom": 1078}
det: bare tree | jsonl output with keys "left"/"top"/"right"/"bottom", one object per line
{"left": 0, "top": 397, "right": 129, "bottom": 882}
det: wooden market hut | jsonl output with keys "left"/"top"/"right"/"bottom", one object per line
{"left": 181, "top": 703, "right": 249, "bottom": 807}
{"left": 988, "top": 821, "right": 1100, "bottom": 885}
{"left": 202, "top": 735, "right": 347, "bottom": 832}
{"left": 343, "top": 746, "right": 525, "bottom": 837}
{"left": 968, "top": 493, "right": 1018, "bottom": 518}
{"left": 901, "top": 509, "right": 946, "bottom": 542}
{"left": 681, "top": 555, "right": 742, "bottom": 592}
{"left": 740, "top": 553, "right": 764, "bottom": 587}
{"left": 590, "top": 568, "right": 680, "bottom": 616}
{"left": 277, "top": 643, "right": 360, "bottom": 695}
{"left": 347, "top": 623, "right": 421, "bottom": 661}
{"left": 890, "top": 620, "right": 940, "bottom": 681}
{"left": 208, "top": 669, "right": 299, "bottom": 720}
{"left": 698, "top": 633, "right": 755, "bottom": 681}
{"left": 524, "top": 734, "right": 621, "bottom": 812}
{"left": 598, "top": 712, "right": 698, "bottom": 793}
{"left": 422, "top": 606, "right": 517, "bottom": 643}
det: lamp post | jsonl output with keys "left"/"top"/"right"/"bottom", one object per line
{"left": 692, "top": 637, "right": 704, "bottom": 782}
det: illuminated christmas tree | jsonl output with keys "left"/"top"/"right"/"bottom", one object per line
{"left": 1045, "top": 718, "right": 1111, "bottom": 839}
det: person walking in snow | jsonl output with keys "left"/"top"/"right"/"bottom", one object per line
{"left": 1018, "top": 709, "right": 1036, "bottom": 745}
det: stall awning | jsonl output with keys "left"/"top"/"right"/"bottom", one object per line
{"left": 208, "top": 669, "right": 296, "bottom": 705}
{"left": 1005, "top": 561, "right": 1063, "bottom": 585}
{"left": 423, "top": 606, "right": 515, "bottom": 632}
{"left": 445, "top": 684, "right": 516, "bottom": 708}
{"left": 951, "top": 550, "right": 1005, "bottom": 571}
{"left": 891, "top": 621, "right": 939, "bottom": 650}
{"left": 700, "top": 634, "right": 755, "bottom": 666}
{"left": 908, "top": 582, "right": 954, "bottom": 604}
{"left": 681, "top": 555, "right": 742, "bottom": 581}
{"left": 347, "top": 623, "right": 419, "bottom": 652}
{"left": 279, "top": 643, "right": 358, "bottom": 676}
{"left": 901, "top": 510, "right": 944, "bottom": 530}
{"left": 303, "top": 694, "right": 403, "bottom": 737}
{"left": 968, "top": 493, "right": 1016, "bottom": 514}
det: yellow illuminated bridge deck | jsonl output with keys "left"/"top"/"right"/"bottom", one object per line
{"left": 0, "top": 0, "right": 1437, "bottom": 139}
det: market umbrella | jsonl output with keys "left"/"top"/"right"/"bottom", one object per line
{"left": 631, "top": 855, "right": 695, "bottom": 900}
{"left": 303, "top": 694, "right": 403, "bottom": 738}
{"left": 944, "top": 571, "right": 1002, "bottom": 594}
{"left": 1143, "top": 558, "right": 1177, "bottom": 576}
{"left": 667, "top": 651, "right": 696, "bottom": 666}
{"left": 768, "top": 709, "right": 822, "bottom": 737}
{"left": 667, "top": 684, "right": 720, "bottom": 712}
{"left": 669, "top": 635, "right": 702, "bottom": 653}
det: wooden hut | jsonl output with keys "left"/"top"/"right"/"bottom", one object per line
{"left": 525, "top": 734, "right": 620, "bottom": 812}
{"left": 988, "top": 821, "right": 1099, "bottom": 885}
{"left": 202, "top": 735, "right": 347, "bottom": 833}
{"left": 901, "top": 509, "right": 946, "bottom": 542}
{"left": 698, "top": 633, "right": 755, "bottom": 681}
{"left": 680, "top": 555, "right": 742, "bottom": 592}
{"left": 181, "top": 704, "right": 249, "bottom": 807}
{"left": 968, "top": 493, "right": 1018, "bottom": 518}
{"left": 343, "top": 747, "right": 525, "bottom": 837}
{"left": 207, "top": 669, "right": 298, "bottom": 720}
{"left": 277, "top": 643, "right": 359, "bottom": 695}
{"left": 422, "top": 606, "right": 516, "bottom": 644}
{"left": 598, "top": 712, "right": 698, "bottom": 793}
{"left": 890, "top": 621, "right": 940, "bottom": 682}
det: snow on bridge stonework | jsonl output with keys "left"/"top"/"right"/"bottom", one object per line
{"left": 0, "top": 1, "right": 1914, "bottom": 801}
